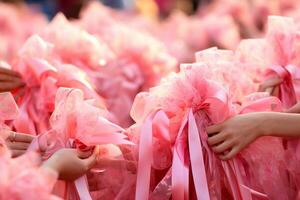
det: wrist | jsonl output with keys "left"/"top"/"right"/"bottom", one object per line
{"left": 42, "top": 154, "right": 62, "bottom": 174}
{"left": 257, "top": 112, "right": 277, "bottom": 136}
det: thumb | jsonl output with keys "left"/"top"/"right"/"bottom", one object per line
{"left": 83, "top": 145, "right": 99, "bottom": 169}
{"left": 259, "top": 77, "right": 283, "bottom": 92}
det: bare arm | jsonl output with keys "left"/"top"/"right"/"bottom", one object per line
{"left": 206, "top": 112, "right": 300, "bottom": 160}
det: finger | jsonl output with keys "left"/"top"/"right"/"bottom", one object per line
{"left": 8, "top": 132, "right": 35, "bottom": 143}
{"left": 258, "top": 77, "right": 283, "bottom": 92}
{"left": 219, "top": 147, "right": 239, "bottom": 160}
{"left": 0, "top": 81, "right": 25, "bottom": 92}
{"left": 212, "top": 141, "right": 233, "bottom": 153}
{"left": 11, "top": 149, "right": 26, "bottom": 158}
{"left": 6, "top": 141, "right": 30, "bottom": 150}
{"left": 83, "top": 146, "right": 100, "bottom": 168}
{"left": 0, "top": 67, "right": 21, "bottom": 77}
{"left": 207, "top": 132, "right": 226, "bottom": 146}
{"left": 272, "top": 86, "right": 279, "bottom": 97}
{"left": 265, "top": 87, "right": 274, "bottom": 95}
{"left": 96, "top": 159, "right": 137, "bottom": 173}
{"left": 206, "top": 124, "right": 223, "bottom": 135}
{"left": 14, "top": 88, "right": 26, "bottom": 102}
{"left": 0, "top": 74, "right": 23, "bottom": 82}
{"left": 77, "top": 149, "right": 93, "bottom": 159}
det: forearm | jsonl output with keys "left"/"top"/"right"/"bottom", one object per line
{"left": 260, "top": 112, "right": 300, "bottom": 138}
{"left": 286, "top": 102, "right": 300, "bottom": 113}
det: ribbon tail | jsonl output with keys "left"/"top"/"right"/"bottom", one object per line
{"left": 74, "top": 175, "right": 92, "bottom": 200}
{"left": 232, "top": 159, "right": 268, "bottom": 199}
{"left": 172, "top": 112, "right": 189, "bottom": 200}
{"left": 172, "top": 151, "right": 189, "bottom": 200}
{"left": 135, "top": 116, "right": 153, "bottom": 200}
{"left": 222, "top": 161, "right": 243, "bottom": 200}
{"left": 188, "top": 110, "right": 210, "bottom": 200}
{"left": 152, "top": 169, "right": 172, "bottom": 200}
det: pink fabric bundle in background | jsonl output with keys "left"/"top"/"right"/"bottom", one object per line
{"left": 10, "top": 34, "right": 104, "bottom": 135}
{"left": 236, "top": 16, "right": 300, "bottom": 109}
{"left": 39, "top": 13, "right": 142, "bottom": 127}
{"left": 0, "top": 3, "right": 47, "bottom": 62}
{"left": 0, "top": 92, "right": 59, "bottom": 200}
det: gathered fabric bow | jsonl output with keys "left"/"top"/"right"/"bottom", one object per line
{"left": 12, "top": 35, "right": 104, "bottom": 135}
{"left": 265, "top": 64, "right": 300, "bottom": 109}
{"left": 135, "top": 85, "right": 273, "bottom": 200}
{"left": 28, "top": 87, "right": 132, "bottom": 200}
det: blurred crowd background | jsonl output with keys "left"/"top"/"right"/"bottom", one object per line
{"left": 0, "top": 0, "right": 208, "bottom": 19}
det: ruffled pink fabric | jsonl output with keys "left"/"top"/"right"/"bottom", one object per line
{"left": 195, "top": 47, "right": 255, "bottom": 103}
{"left": 0, "top": 3, "right": 47, "bottom": 62}
{"left": 236, "top": 16, "right": 300, "bottom": 109}
{"left": 0, "top": 143, "right": 59, "bottom": 200}
{"left": 11, "top": 35, "right": 104, "bottom": 135}
{"left": 130, "top": 59, "right": 290, "bottom": 199}
{"left": 78, "top": 4, "right": 177, "bottom": 127}
{"left": 28, "top": 87, "right": 134, "bottom": 200}
{"left": 0, "top": 92, "right": 59, "bottom": 200}
{"left": 29, "top": 12, "right": 176, "bottom": 127}
{"left": 79, "top": 2, "right": 178, "bottom": 90}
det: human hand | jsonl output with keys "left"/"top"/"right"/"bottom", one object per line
{"left": 0, "top": 66, "right": 25, "bottom": 92}
{"left": 258, "top": 76, "right": 283, "bottom": 96}
{"left": 5, "top": 131, "right": 35, "bottom": 158}
{"left": 206, "top": 113, "right": 267, "bottom": 160}
{"left": 42, "top": 146, "right": 99, "bottom": 181}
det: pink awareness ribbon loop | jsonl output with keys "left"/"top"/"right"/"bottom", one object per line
{"left": 188, "top": 109, "right": 210, "bottom": 200}
{"left": 136, "top": 86, "right": 273, "bottom": 200}
{"left": 267, "top": 65, "right": 297, "bottom": 108}
{"left": 172, "top": 111, "right": 189, "bottom": 200}
{"left": 135, "top": 110, "right": 169, "bottom": 200}
{"left": 135, "top": 113, "right": 154, "bottom": 200}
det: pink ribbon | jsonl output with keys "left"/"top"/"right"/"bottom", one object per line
{"left": 136, "top": 107, "right": 270, "bottom": 200}
{"left": 188, "top": 110, "right": 210, "bottom": 200}
{"left": 74, "top": 176, "right": 92, "bottom": 200}
{"left": 135, "top": 110, "right": 169, "bottom": 200}
{"left": 172, "top": 111, "right": 189, "bottom": 200}
{"left": 266, "top": 65, "right": 300, "bottom": 108}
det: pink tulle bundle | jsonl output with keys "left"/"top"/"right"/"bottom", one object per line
{"left": 80, "top": 4, "right": 178, "bottom": 126}
{"left": 0, "top": 92, "right": 19, "bottom": 124}
{"left": 236, "top": 16, "right": 300, "bottom": 109}
{"left": 130, "top": 59, "right": 290, "bottom": 199}
{"left": 37, "top": 13, "right": 142, "bottom": 127}
{"left": 46, "top": 87, "right": 130, "bottom": 148}
{"left": 0, "top": 3, "right": 47, "bottom": 62}
{"left": 0, "top": 142, "right": 59, "bottom": 200}
{"left": 79, "top": 1, "right": 178, "bottom": 90}
{"left": 10, "top": 35, "right": 104, "bottom": 135}
{"left": 28, "top": 87, "right": 133, "bottom": 200}
{"left": 40, "top": 14, "right": 115, "bottom": 71}
{"left": 0, "top": 92, "right": 59, "bottom": 200}
{"left": 195, "top": 47, "right": 255, "bottom": 103}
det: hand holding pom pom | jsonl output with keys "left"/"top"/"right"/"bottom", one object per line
{"left": 43, "top": 146, "right": 99, "bottom": 181}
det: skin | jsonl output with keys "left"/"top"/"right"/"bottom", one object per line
{"left": 5, "top": 131, "right": 35, "bottom": 158}
{"left": 258, "top": 76, "right": 283, "bottom": 96}
{"left": 6, "top": 132, "right": 136, "bottom": 181}
{"left": 0, "top": 67, "right": 25, "bottom": 92}
{"left": 206, "top": 75, "right": 300, "bottom": 161}
{"left": 42, "top": 146, "right": 135, "bottom": 182}
{"left": 42, "top": 146, "right": 99, "bottom": 181}
{"left": 207, "top": 112, "right": 300, "bottom": 160}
